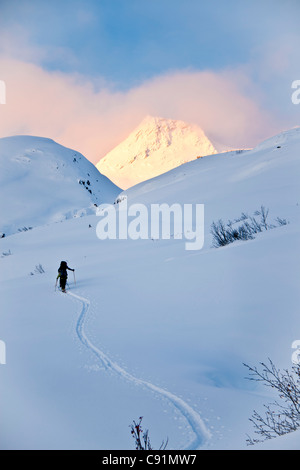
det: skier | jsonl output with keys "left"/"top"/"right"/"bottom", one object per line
{"left": 56, "top": 261, "right": 75, "bottom": 293}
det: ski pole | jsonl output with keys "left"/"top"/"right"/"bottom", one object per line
{"left": 73, "top": 270, "right": 76, "bottom": 286}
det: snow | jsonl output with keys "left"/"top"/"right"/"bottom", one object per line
{"left": 0, "top": 128, "right": 300, "bottom": 450}
{"left": 0, "top": 135, "right": 120, "bottom": 237}
{"left": 96, "top": 116, "right": 217, "bottom": 189}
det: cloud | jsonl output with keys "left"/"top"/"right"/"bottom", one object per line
{"left": 0, "top": 54, "right": 284, "bottom": 166}
{"left": 125, "top": 67, "right": 280, "bottom": 148}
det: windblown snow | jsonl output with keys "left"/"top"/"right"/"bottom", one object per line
{"left": 96, "top": 116, "right": 217, "bottom": 189}
{"left": 0, "top": 127, "right": 300, "bottom": 450}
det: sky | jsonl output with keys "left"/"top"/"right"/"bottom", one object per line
{"left": 0, "top": 0, "right": 299, "bottom": 164}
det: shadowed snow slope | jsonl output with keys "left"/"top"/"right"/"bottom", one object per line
{"left": 0, "top": 135, "right": 120, "bottom": 236}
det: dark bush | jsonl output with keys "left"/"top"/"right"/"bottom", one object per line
{"left": 211, "top": 206, "right": 288, "bottom": 248}
{"left": 244, "top": 359, "right": 300, "bottom": 445}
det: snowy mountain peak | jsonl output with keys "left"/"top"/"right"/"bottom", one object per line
{"left": 96, "top": 116, "right": 217, "bottom": 189}
{"left": 134, "top": 115, "right": 213, "bottom": 148}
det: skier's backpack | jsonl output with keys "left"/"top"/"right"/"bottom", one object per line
{"left": 58, "top": 261, "right": 68, "bottom": 278}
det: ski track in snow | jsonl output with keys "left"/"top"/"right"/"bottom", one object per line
{"left": 67, "top": 291, "right": 211, "bottom": 450}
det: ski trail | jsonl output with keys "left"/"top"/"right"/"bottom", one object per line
{"left": 68, "top": 291, "right": 211, "bottom": 450}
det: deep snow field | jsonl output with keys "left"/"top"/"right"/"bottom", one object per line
{"left": 0, "top": 128, "right": 300, "bottom": 450}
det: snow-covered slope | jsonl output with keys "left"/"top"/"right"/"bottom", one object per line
{"left": 122, "top": 127, "right": 300, "bottom": 232}
{"left": 96, "top": 116, "right": 217, "bottom": 189}
{"left": 0, "top": 127, "right": 300, "bottom": 450}
{"left": 0, "top": 136, "right": 120, "bottom": 236}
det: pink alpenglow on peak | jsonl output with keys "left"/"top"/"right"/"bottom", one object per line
{"left": 96, "top": 116, "right": 217, "bottom": 189}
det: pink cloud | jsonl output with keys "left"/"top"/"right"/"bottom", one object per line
{"left": 0, "top": 57, "right": 281, "bottom": 166}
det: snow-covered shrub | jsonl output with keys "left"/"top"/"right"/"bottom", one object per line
{"left": 17, "top": 226, "right": 33, "bottom": 232}
{"left": 210, "top": 219, "right": 254, "bottom": 247}
{"left": 30, "top": 264, "right": 45, "bottom": 275}
{"left": 130, "top": 417, "right": 168, "bottom": 450}
{"left": 35, "top": 264, "right": 45, "bottom": 274}
{"left": 1, "top": 249, "right": 12, "bottom": 257}
{"left": 211, "top": 206, "right": 288, "bottom": 248}
{"left": 244, "top": 359, "right": 300, "bottom": 445}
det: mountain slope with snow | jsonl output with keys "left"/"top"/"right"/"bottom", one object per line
{"left": 122, "top": 127, "right": 300, "bottom": 233}
{"left": 0, "top": 136, "right": 120, "bottom": 236}
{"left": 96, "top": 116, "right": 217, "bottom": 189}
{"left": 0, "top": 127, "right": 300, "bottom": 450}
